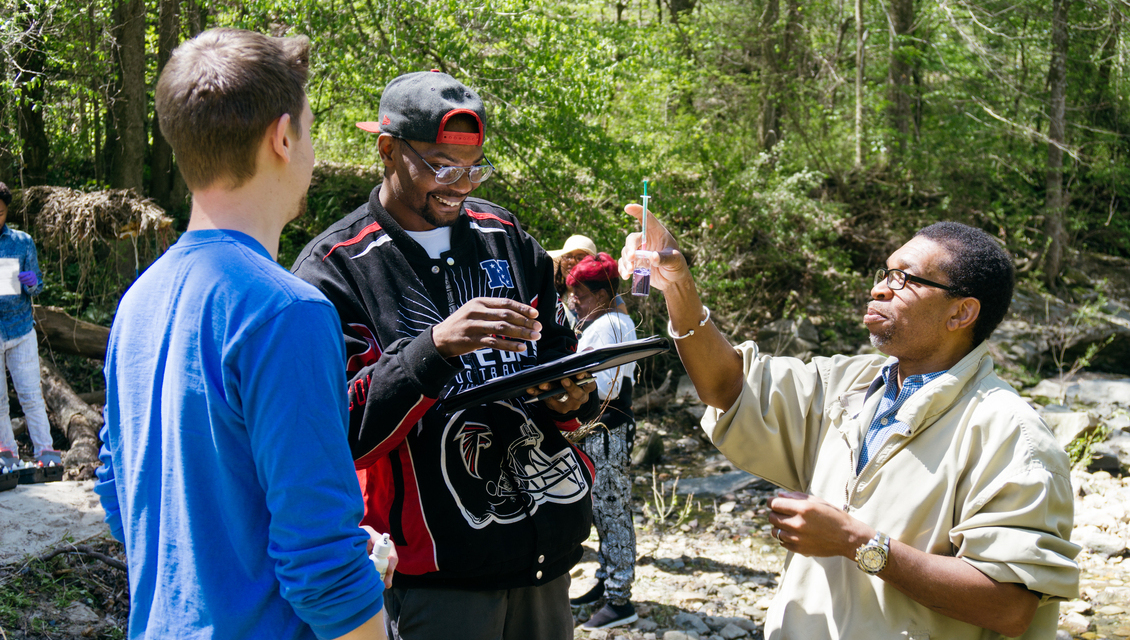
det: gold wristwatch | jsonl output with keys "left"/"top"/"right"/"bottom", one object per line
{"left": 855, "top": 531, "right": 890, "bottom": 575}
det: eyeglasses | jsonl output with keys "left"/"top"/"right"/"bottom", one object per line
{"left": 874, "top": 267, "right": 957, "bottom": 293}
{"left": 399, "top": 139, "right": 495, "bottom": 185}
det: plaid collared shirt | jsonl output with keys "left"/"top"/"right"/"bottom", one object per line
{"left": 856, "top": 362, "right": 947, "bottom": 474}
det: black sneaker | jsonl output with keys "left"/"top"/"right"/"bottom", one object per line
{"left": 581, "top": 601, "right": 638, "bottom": 630}
{"left": 570, "top": 579, "right": 604, "bottom": 607}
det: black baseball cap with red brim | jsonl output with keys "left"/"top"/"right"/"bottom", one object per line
{"left": 357, "top": 70, "right": 486, "bottom": 146}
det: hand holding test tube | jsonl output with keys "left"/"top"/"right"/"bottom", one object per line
{"left": 631, "top": 180, "right": 652, "bottom": 296}
{"left": 618, "top": 197, "right": 693, "bottom": 293}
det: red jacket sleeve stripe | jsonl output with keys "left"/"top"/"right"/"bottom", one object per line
{"left": 324, "top": 221, "right": 383, "bottom": 260}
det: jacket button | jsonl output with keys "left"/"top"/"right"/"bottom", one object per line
{"left": 446, "top": 257, "right": 455, "bottom": 266}
{"left": 536, "top": 570, "right": 543, "bottom": 579}
{"left": 431, "top": 266, "right": 440, "bottom": 274}
{"left": 538, "top": 555, "right": 545, "bottom": 564}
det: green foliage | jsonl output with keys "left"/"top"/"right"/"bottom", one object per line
{"left": 1066, "top": 422, "right": 1112, "bottom": 469}
{"left": 641, "top": 466, "right": 697, "bottom": 532}
{"left": 3, "top": 0, "right": 1130, "bottom": 346}
{"left": 1045, "top": 292, "right": 1116, "bottom": 380}
{"left": 0, "top": 0, "right": 118, "bottom": 185}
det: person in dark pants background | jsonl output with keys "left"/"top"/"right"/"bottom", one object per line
{"left": 566, "top": 252, "right": 639, "bottom": 630}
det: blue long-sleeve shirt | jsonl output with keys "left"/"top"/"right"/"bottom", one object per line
{"left": 0, "top": 225, "right": 44, "bottom": 340}
{"left": 95, "top": 230, "right": 383, "bottom": 640}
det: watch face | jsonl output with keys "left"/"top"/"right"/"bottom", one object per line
{"left": 860, "top": 547, "right": 886, "bottom": 572}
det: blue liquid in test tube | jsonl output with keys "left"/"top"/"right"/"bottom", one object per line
{"left": 632, "top": 180, "right": 651, "bottom": 296}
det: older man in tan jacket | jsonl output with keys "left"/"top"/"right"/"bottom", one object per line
{"left": 620, "top": 213, "right": 1079, "bottom": 640}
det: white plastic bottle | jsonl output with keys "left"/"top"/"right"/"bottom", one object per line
{"left": 370, "top": 533, "right": 394, "bottom": 581}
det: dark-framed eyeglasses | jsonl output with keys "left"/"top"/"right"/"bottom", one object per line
{"left": 399, "top": 138, "right": 495, "bottom": 185}
{"left": 875, "top": 267, "right": 957, "bottom": 293}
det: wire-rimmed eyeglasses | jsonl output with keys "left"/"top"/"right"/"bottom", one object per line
{"left": 874, "top": 267, "right": 957, "bottom": 293}
{"left": 400, "top": 139, "right": 495, "bottom": 185}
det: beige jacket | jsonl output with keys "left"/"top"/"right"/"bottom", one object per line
{"left": 703, "top": 341, "right": 1080, "bottom": 640}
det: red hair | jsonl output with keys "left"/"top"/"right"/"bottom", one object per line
{"left": 567, "top": 252, "right": 619, "bottom": 294}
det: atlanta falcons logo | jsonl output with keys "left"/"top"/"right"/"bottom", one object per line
{"left": 456, "top": 422, "right": 492, "bottom": 479}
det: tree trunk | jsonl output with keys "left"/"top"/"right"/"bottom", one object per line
{"left": 14, "top": 2, "right": 50, "bottom": 186}
{"left": 758, "top": 0, "right": 782, "bottom": 150}
{"left": 782, "top": 0, "right": 802, "bottom": 137}
{"left": 887, "top": 0, "right": 915, "bottom": 159}
{"left": 667, "top": 0, "right": 695, "bottom": 23}
{"left": 184, "top": 0, "right": 209, "bottom": 36}
{"left": 756, "top": 0, "right": 803, "bottom": 152}
{"left": 0, "top": 54, "right": 11, "bottom": 186}
{"left": 87, "top": 2, "right": 107, "bottom": 185}
{"left": 1044, "top": 0, "right": 1070, "bottom": 290}
{"left": 1091, "top": 9, "right": 1119, "bottom": 133}
{"left": 42, "top": 360, "right": 104, "bottom": 476}
{"left": 109, "top": 0, "right": 147, "bottom": 192}
{"left": 149, "top": 0, "right": 181, "bottom": 210}
{"left": 854, "top": 0, "right": 866, "bottom": 167}
{"left": 103, "top": 80, "right": 119, "bottom": 185}
{"left": 33, "top": 305, "right": 110, "bottom": 360}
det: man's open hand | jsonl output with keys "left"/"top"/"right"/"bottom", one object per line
{"left": 432, "top": 298, "right": 542, "bottom": 359}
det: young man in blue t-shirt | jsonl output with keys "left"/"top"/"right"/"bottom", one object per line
{"left": 94, "top": 29, "right": 388, "bottom": 640}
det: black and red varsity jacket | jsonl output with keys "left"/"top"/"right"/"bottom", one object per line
{"left": 292, "top": 187, "right": 597, "bottom": 590}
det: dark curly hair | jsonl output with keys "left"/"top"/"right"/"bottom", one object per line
{"left": 915, "top": 222, "right": 1015, "bottom": 346}
{"left": 0, "top": 182, "right": 11, "bottom": 207}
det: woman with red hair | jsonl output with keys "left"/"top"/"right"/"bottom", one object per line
{"left": 566, "top": 252, "right": 639, "bottom": 630}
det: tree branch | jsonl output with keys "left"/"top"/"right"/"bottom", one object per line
{"left": 36, "top": 544, "right": 127, "bottom": 572}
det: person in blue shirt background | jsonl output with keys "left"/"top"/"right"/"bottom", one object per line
{"left": 0, "top": 181, "right": 59, "bottom": 472}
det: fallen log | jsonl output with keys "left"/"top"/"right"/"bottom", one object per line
{"left": 40, "top": 360, "right": 104, "bottom": 477}
{"left": 633, "top": 369, "right": 675, "bottom": 414}
{"left": 78, "top": 389, "right": 107, "bottom": 406}
{"left": 11, "top": 391, "right": 105, "bottom": 434}
{"left": 33, "top": 305, "right": 110, "bottom": 360}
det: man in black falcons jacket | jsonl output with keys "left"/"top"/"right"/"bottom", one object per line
{"left": 292, "top": 71, "right": 600, "bottom": 640}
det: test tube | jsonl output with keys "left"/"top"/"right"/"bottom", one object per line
{"left": 631, "top": 180, "right": 651, "bottom": 296}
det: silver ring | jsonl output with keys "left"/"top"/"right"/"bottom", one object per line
{"left": 773, "top": 528, "right": 781, "bottom": 542}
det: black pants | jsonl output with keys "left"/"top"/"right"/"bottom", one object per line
{"left": 578, "top": 421, "right": 636, "bottom": 605}
{"left": 384, "top": 572, "right": 573, "bottom": 640}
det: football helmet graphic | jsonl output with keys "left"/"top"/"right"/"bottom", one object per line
{"left": 441, "top": 402, "right": 590, "bottom": 529}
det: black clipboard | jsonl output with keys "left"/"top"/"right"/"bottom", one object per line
{"left": 440, "top": 335, "right": 670, "bottom": 413}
